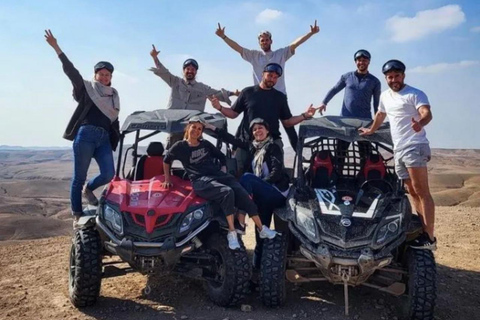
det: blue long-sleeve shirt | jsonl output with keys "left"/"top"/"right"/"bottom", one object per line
{"left": 322, "top": 71, "right": 381, "bottom": 119}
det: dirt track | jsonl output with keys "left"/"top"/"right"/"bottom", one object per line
{"left": 1, "top": 207, "right": 479, "bottom": 320}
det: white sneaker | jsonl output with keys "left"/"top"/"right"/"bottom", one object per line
{"left": 82, "top": 186, "right": 98, "bottom": 206}
{"left": 227, "top": 231, "right": 240, "bottom": 250}
{"left": 259, "top": 225, "right": 277, "bottom": 239}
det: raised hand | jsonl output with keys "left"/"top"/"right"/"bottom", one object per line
{"left": 208, "top": 95, "right": 222, "bottom": 111}
{"left": 150, "top": 44, "right": 160, "bottom": 59}
{"left": 318, "top": 103, "right": 327, "bottom": 115}
{"left": 411, "top": 117, "right": 422, "bottom": 132}
{"left": 216, "top": 23, "right": 226, "bottom": 38}
{"left": 304, "top": 104, "right": 317, "bottom": 119}
{"left": 44, "top": 29, "right": 58, "bottom": 48}
{"left": 310, "top": 20, "right": 320, "bottom": 34}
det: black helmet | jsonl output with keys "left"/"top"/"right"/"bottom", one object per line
{"left": 382, "top": 59, "right": 406, "bottom": 74}
{"left": 183, "top": 58, "right": 199, "bottom": 70}
{"left": 354, "top": 49, "right": 371, "bottom": 60}
{"left": 94, "top": 61, "right": 114, "bottom": 73}
{"left": 263, "top": 63, "right": 283, "bottom": 77}
{"left": 249, "top": 118, "right": 270, "bottom": 133}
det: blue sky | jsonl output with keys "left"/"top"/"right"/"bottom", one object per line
{"left": 0, "top": 0, "right": 479, "bottom": 148}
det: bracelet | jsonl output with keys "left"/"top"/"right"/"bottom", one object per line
{"left": 222, "top": 35, "right": 227, "bottom": 40}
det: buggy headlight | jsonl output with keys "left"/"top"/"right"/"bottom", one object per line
{"left": 104, "top": 205, "right": 123, "bottom": 236}
{"left": 295, "top": 205, "right": 319, "bottom": 243}
{"left": 179, "top": 208, "right": 205, "bottom": 234}
{"left": 375, "top": 217, "right": 400, "bottom": 245}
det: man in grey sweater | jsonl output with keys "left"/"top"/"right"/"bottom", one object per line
{"left": 149, "top": 44, "right": 238, "bottom": 149}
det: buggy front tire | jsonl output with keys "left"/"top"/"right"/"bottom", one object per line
{"left": 260, "top": 232, "right": 288, "bottom": 307}
{"left": 204, "top": 233, "right": 251, "bottom": 306}
{"left": 69, "top": 227, "right": 102, "bottom": 307}
{"left": 406, "top": 249, "right": 437, "bottom": 320}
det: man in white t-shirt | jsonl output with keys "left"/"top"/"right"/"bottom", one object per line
{"left": 359, "top": 59, "right": 436, "bottom": 250}
{"left": 215, "top": 21, "right": 319, "bottom": 95}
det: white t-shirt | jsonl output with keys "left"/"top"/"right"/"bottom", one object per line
{"left": 241, "top": 46, "right": 294, "bottom": 95}
{"left": 378, "top": 84, "right": 430, "bottom": 151}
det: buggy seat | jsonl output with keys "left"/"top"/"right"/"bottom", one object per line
{"left": 134, "top": 142, "right": 164, "bottom": 180}
{"left": 308, "top": 150, "right": 336, "bottom": 189}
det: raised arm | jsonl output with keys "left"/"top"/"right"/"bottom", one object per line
{"left": 44, "top": 29, "right": 84, "bottom": 100}
{"left": 205, "top": 123, "right": 250, "bottom": 150}
{"left": 289, "top": 20, "right": 320, "bottom": 52}
{"left": 318, "top": 75, "right": 347, "bottom": 115}
{"left": 281, "top": 104, "right": 317, "bottom": 127}
{"left": 149, "top": 44, "right": 179, "bottom": 87}
{"left": 216, "top": 23, "right": 244, "bottom": 55}
{"left": 208, "top": 96, "right": 240, "bottom": 119}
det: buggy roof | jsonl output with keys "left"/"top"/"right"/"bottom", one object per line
{"left": 299, "top": 116, "right": 393, "bottom": 145}
{"left": 121, "top": 109, "right": 227, "bottom": 133}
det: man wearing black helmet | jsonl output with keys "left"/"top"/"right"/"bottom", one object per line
{"left": 318, "top": 49, "right": 381, "bottom": 172}
{"left": 149, "top": 44, "right": 238, "bottom": 148}
{"left": 209, "top": 63, "right": 317, "bottom": 174}
{"left": 359, "top": 59, "right": 436, "bottom": 250}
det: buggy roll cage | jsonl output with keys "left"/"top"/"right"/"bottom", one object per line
{"left": 115, "top": 109, "right": 231, "bottom": 179}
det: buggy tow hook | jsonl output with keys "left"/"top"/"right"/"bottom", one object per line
{"left": 341, "top": 268, "right": 352, "bottom": 316}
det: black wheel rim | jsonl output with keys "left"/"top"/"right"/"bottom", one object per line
{"left": 209, "top": 250, "right": 225, "bottom": 288}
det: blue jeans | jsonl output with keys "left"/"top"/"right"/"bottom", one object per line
{"left": 239, "top": 173, "right": 286, "bottom": 267}
{"left": 71, "top": 125, "right": 115, "bottom": 213}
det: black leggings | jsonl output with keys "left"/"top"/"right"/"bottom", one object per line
{"left": 192, "top": 173, "right": 258, "bottom": 216}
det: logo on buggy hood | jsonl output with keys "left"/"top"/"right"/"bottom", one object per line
{"left": 315, "top": 189, "right": 381, "bottom": 219}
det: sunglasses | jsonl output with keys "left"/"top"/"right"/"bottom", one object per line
{"left": 354, "top": 50, "right": 371, "bottom": 60}
{"left": 263, "top": 64, "right": 283, "bottom": 77}
{"left": 382, "top": 60, "right": 406, "bottom": 74}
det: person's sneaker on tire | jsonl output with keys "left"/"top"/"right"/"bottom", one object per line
{"left": 83, "top": 186, "right": 98, "bottom": 206}
{"left": 259, "top": 225, "right": 277, "bottom": 239}
{"left": 234, "top": 219, "right": 246, "bottom": 235}
{"left": 227, "top": 231, "right": 240, "bottom": 250}
{"left": 410, "top": 233, "right": 437, "bottom": 251}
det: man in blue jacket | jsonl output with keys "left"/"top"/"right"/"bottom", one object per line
{"left": 318, "top": 50, "right": 381, "bottom": 173}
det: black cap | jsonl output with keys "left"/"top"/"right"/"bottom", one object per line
{"left": 382, "top": 59, "right": 406, "bottom": 74}
{"left": 94, "top": 61, "right": 114, "bottom": 73}
{"left": 354, "top": 49, "right": 371, "bottom": 60}
{"left": 249, "top": 118, "right": 270, "bottom": 133}
{"left": 263, "top": 63, "right": 283, "bottom": 77}
{"left": 183, "top": 59, "right": 199, "bottom": 70}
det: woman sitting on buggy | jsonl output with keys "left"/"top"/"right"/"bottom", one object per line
{"left": 204, "top": 118, "right": 290, "bottom": 268}
{"left": 162, "top": 116, "right": 277, "bottom": 250}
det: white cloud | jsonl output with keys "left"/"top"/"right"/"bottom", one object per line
{"left": 255, "top": 8, "right": 283, "bottom": 24}
{"left": 386, "top": 5, "right": 466, "bottom": 42}
{"left": 471, "top": 26, "right": 480, "bottom": 33}
{"left": 410, "top": 60, "right": 479, "bottom": 74}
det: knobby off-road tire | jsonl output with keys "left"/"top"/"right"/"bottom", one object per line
{"left": 204, "top": 233, "right": 251, "bottom": 307}
{"left": 260, "top": 232, "right": 288, "bottom": 307}
{"left": 406, "top": 249, "right": 437, "bottom": 320}
{"left": 69, "top": 227, "right": 102, "bottom": 307}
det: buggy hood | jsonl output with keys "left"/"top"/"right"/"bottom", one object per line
{"left": 121, "top": 109, "right": 227, "bottom": 134}
{"left": 299, "top": 116, "right": 393, "bottom": 146}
